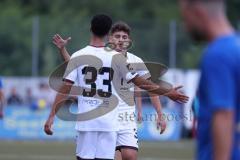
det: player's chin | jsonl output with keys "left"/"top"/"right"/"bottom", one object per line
{"left": 46, "top": 132, "right": 53, "bottom": 135}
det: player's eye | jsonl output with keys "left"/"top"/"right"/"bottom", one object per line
{"left": 122, "top": 35, "right": 128, "bottom": 39}
{"left": 115, "top": 35, "right": 120, "bottom": 39}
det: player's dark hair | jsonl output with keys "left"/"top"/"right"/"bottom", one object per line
{"left": 90, "top": 14, "right": 112, "bottom": 37}
{"left": 110, "top": 21, "right": 131, "bottom": 36}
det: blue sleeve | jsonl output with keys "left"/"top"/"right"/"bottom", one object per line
{"left": 0, "top": 79, "right": 2, "bottom": 89}
{"left": 201, "top": 52, "right": 235, "bottom": 111}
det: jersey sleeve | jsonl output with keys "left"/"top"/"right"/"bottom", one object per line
{"left": 133, "top": 57, "right": 151, "bottom": 80}
{"left": 63, "top": 54, "right": 78, "bottom": 84}
{"left": 112, "top": 54, "right": 138, "bottom": 82}
{"left": 201, "top": 52, "right": 236, "bottom": 111}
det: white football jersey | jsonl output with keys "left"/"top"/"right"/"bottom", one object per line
{"left": 117, "top": 52, "right": 151, "bottom": 130}
{"left": 64, "top": 46, "right": 138, "bottom": 131}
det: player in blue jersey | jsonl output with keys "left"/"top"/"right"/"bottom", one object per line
{"left": 0, "top": 77, "right": 4, "bottom": 119}
{"left": 179, "top": 0, "right": 240, "bottom": 160}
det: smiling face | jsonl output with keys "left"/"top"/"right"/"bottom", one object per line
{"left": 108, "top": 22, "right": 132, "bottom": 53}
{"left": 109, "top": 30, "right": 131, "bottom": 52}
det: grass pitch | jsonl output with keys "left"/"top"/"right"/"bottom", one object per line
{"left": 0, "top": 140, "right": 194, "bottom": 160}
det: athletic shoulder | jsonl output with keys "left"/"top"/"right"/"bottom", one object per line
{"left": 70, "top": 46, "right": 90, "bottom": 59}
{"left": 208, "top": 35, "right": 240, "bottom": 74}
{"left": 109, "top": 50, "right": 121, "bottom": 56}
{"left": 202, "top": 35, "right": 240, "bottom": 70}
{"left": 127, "top": 52, "right": 144, "bottom": 63}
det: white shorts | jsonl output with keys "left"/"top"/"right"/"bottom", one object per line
{"left": 76, "top": 131, "right": 117, "bottom": 159}
{"left": 116, "top": 128, "right": 139, "bottom": 151}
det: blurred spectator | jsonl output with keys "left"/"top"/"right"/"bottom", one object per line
{"left": 0, "top": 77, "right": 4, "bottom": 118}
{"left": 24, "top": 88, "right": 35, "bottom": 106}
{"left": 7, "top": 87, "right": 23, "bottom": 105}
{"left": 35, "top": 82, "right": 54, "bottom": 108}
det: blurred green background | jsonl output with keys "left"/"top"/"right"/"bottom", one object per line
{"left": 0, "top": 0, "right": 239, "bottom": 76}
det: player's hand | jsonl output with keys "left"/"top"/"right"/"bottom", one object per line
{"left": 137, "top": 111, "right": 143, "bottom": 123}
{"left": 44, "top": 116, "right": 54, "bottom": 135}
{"left": 164, "top": 86, "right": 189, "bottom": 103}
{"left": 52, "top": 34, "right": 71, "bottom": 50}
{"left": 157, "top": 114, "right": 166, "bottom": 134}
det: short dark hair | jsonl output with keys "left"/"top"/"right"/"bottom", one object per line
{"left": 110, "top": 21, "right": 131, "bottom": 36}
{"left": 90, "top": 14, "right": 112, "bottom": 37}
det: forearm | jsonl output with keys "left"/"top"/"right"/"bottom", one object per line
{"left": 48, "top": 84, "right": 72, "bottom": 118}
{"left": 134, "top": 86, "right": 142, "bottom": 112}
{"left": 149, "top": 94, "right": 163, "bottom": 116}
{"left": 136, "top": 97, "right": 142, "bottom": 113}
{"left": 212, "top": 111, "right": 233, "bottom": 160}
{"left": 132, "top": 76, "right": 171, "bottom": 96}
{"left": 49, "top": 93, "right": 67, "bottom": 117}
{"left": 59, "top": 47, "right": 71, "bottom": 62}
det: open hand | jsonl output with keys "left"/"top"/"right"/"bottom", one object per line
{"left": 44, "top": 117, "right": 54, "bottom": 135}
{"left": 157, "top": 114, "right": 166, "bottom": 134}
{"left": 52, "top": 34, "right": 71, "bottom": 50}
{"left": 165, "top": 86, "right": 189, "bottom": 103}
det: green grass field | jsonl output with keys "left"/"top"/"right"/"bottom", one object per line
{"left": 0, "top": 140, "right": 194, "bottom": 160}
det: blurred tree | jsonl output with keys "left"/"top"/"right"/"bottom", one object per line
{"left": 227, "top": 0, "right": 240, "bottom": 27}
{"left": 0, "top": 0, "right": 239, "bottom": 76}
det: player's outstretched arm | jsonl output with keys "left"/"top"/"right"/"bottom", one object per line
{"left": 134, "top": 86, "right": 143, "bottom": 123}
{"left": 52, "top": 34, "right": 71, "bottom": 61}
{"left": 212, "top": 110, "right": 233, "bottom": 160}
{"left": 131, "top": 76, "right": 189, "bottom": 103}
{"left": 44, "top": 81, "right": 73, "bottom": 135}
{"left": 113, "top": 54, "right": 188, "bottom": 103}
{"left": 148, "top": 94, "right": 166, "bottom": 134}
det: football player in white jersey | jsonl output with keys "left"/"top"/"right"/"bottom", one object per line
{"left": 109, "top": 22, "right": 167, "bottom": 160}
{"left": 50, "top": 21, "right": 186, "bottom": 160}
{"left": 45, "top": 14, "right": 123, "bottom": 160}
{"left": 45, "top": 15, "right": 188, "bottom": 160}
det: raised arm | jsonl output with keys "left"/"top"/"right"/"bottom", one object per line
{"left": 52, "top": 34, "right": 71, "bottom": 61}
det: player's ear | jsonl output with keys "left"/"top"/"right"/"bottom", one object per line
{"left": 106, "top": 34, "right": 111, "bottom": 42}
{"left": 108, "top": 35, "right": 113, "bottom": 43}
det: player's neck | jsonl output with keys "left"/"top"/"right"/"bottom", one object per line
{"left": 89, "top": 36, "right": 105, "bottom": 48}
{"left": 116, "top": 49, "right": 127, "bottom": 56}
{"left": 207, "top": 19, "right": 234, "bottom": 42}
{"left": 121, "top": 51, "right": 127, "bottom": 57}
